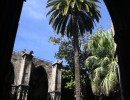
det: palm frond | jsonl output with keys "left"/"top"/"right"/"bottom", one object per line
{"left": 46, "top": 0, "right": 101, "bottom": 37}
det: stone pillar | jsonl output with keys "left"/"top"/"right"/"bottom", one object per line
{"left": 49, "top": 60, "right": 62, "bottom": 100}
{"left": 10, "top": 50, "right": 33, "bottom": 100}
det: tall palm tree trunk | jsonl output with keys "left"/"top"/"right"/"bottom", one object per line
{"left": 73, "top": 32, "right": 81, "bottom": 100}
{"left": 47, "top": 1, "right": 101, "bottom": 99}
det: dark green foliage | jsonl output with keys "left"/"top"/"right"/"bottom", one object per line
{"left": 49, "top": 36, "right": 89, "bottom": 89}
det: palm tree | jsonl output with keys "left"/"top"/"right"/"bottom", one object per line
{"left": 84, "top": 28, "right": 120, "bottom": 99}
{"left": 46, "top": 0, "right": 100, "bottom": 100}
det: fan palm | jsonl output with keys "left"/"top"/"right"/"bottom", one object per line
{"left": 85, "top": 28, "right": 119, "bottom": 97}
{"left": 46, "top": 0, "right": 100, "bottom": 99}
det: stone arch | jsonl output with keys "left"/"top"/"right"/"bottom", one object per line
{"left": 103, "top": 1, "right": 130, "bottom": 100}
{"left": 28, "top": 66, "right": 48, "bottom": 100}
{"left": 0, "top": 0, "right": 130, "bottom": 100}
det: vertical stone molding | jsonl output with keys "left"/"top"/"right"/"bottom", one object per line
{"left": 48, "top": 60, "right": 62, "bottom": 100}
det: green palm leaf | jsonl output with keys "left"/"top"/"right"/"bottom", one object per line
{"left": 46, "top": 0, "right": 101, "bottom": 37}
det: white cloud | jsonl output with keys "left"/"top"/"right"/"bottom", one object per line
{"left": 26, "top": 7, "right": 46, "bottom": 20}
{"left": 22, "top": 0, "right": 47, "bottom": 20}
{"left": 17, "top": 27, "right": 52, "bottom": 48}
{"left": 14, "top": 0, "right": 59, "bottom": 61}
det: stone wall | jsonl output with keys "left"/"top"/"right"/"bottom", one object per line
{"left": 11, "top": 51, "right": 52, "bottom": 90}
{"left": 11, "top": 51, "right": 61, "bottom": 100}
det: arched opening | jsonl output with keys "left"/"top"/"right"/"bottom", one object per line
{"left": 0, "top": 0, "right": 130, "bottom": 100}
{"left": 13, "top": 0, "right": 120, "bottom": 100}
{"left": 2, "top": 0, "right": 129, "bottom": 100}
{"left": 28, "top": 66, "right": 48, "bottom": 100}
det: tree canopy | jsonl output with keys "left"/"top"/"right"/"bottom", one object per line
{"left": 84, "top": 27, "right": 120, "bottom": 97}
{"left": 46, "top": 0, "right": 101, "bottom": 37}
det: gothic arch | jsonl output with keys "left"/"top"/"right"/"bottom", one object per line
{"left": 103, "top": 1, "right": 130, "bottom": 100}
{"left": 28, "top": 66, "right": 48, "bottom": 100}
{"left": 0, "top": 0, "right": 130, "bottom": 100}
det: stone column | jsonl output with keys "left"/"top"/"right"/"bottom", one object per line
{"left": 49, "top": 60, "right": 62, "bottom": 100}
{"left": 11, "top": 50, "right": 33, "bottom": 100}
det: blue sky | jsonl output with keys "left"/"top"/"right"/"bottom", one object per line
{"left": 13, "top": 0, "right": 111, "bottom": 62}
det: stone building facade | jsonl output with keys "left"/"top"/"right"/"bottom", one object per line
{"left": 10, "top": 50, "right": 62, "bottom": 100}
